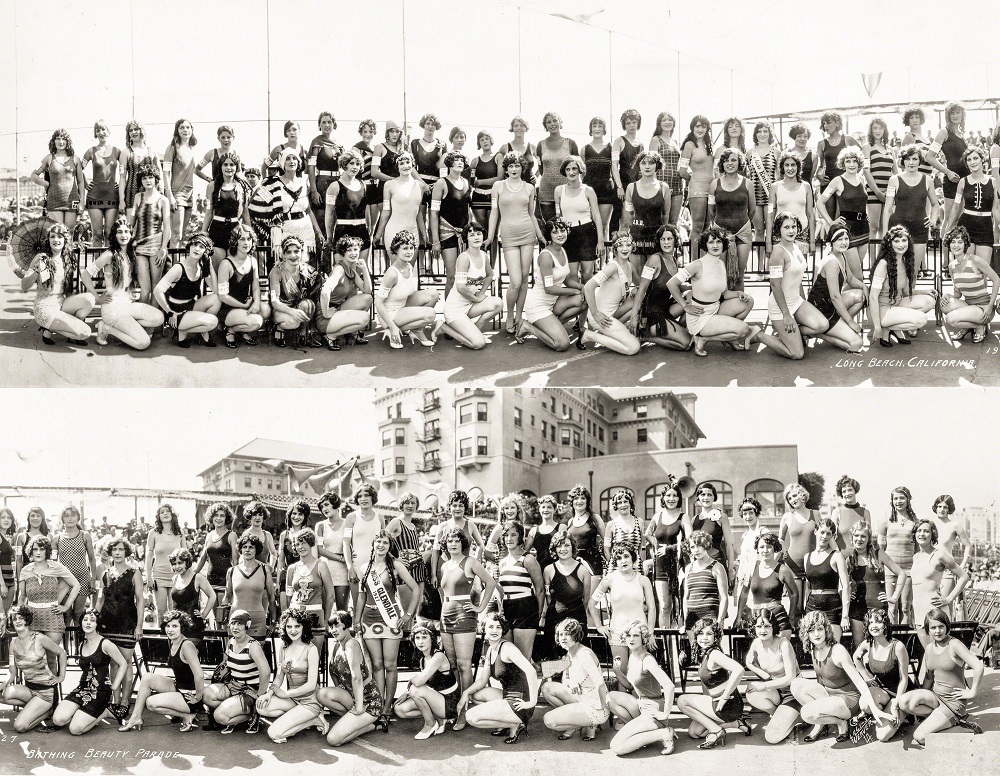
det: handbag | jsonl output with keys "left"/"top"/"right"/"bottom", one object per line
{"left": 211, "top": 660, "right": 231, "bottom": 684}
{"left": 848, "top": 712, "right": 877, "bottom": 745}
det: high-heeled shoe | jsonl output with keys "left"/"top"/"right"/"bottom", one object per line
{"left": 315, "top": 715, "right": 330, "bottom": 736}
{"left": 490, "top": 727, "right": 507, "bottom": 736}
{"left": 697, "top": 728, "right": 727, "bottom": 749}
{"left": 408, "top": 331, "right": 434, "bottom": 347}
{"left": 274, "top": 330, "right": 287, "bottom": 348}
{"left": 803, "top": 724, "right": 828, "bottom": 743}
{"left": 354, "top": 331, "right": 368, "bottom": 345}
{"left": 504, "top": 723, "right": 528, "bottom": 744}
{"left": 201, "top": 332, "right": 217, "bottom": 348}
{"left": 241, "top": 332, "right": 258, "bottom": 346}
{"left": 373, "top": 714, "right": 390, "bottom": 733}
{"left": 118, "top": 719, "right": 143, "bottom": 732}
{"left": 380, "top": 329, "right": 404, "bottom": 349}
{"left": 580, "top": 725, "right": 597, "bottom": 741}
{"left": 889, "top": 331, "right": 911, "bottom": 345}
{"left": 326, "top": 337, "right": 341, "bottom": 351}
{"left": 96, "top": 321, "right": 108, "bottom": 346}
{"left": 39, "top": 327, "right": 55, "bottom": 345}
{"left": 223, "top": 328, "right": 237, "bottom": 348}
{"left": 737, "top": 715, "right": 752, "bottom": 736}
{"left": 178, "top": 719, "right": 199, "bottom": 732}
{"left": 834, "top": 726, "right": 851, "bottom": 743}
{"left": 660, "top": 727, "right": 677, "bottom": 755}
{"left": 414, "top": 723, "right": 440, "bottom": 740}
{"left": 956, "top": 716, "right": 984, "bottom": 734}
{"left": 878, "top": 336, "right": 893, "bottom": 348}
{"left": 557, "top": 728, "right": 577, "bottom": 740}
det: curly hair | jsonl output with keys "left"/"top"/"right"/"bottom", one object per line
{"left": 155, "top": 504, "right": 181, "bottom": 534}
{"left": 499, "top": 494, "right": 525, "bottom": 523}
{"left": 847, "top": 521, "right": 881, "bottom": 577}
{"left": 542, "top": 112, "right": 564, "bottom": 131}
{"left": 778, "top": 151, "right": 802, "bottom": 182}
{"left": 48, "top": 128, "right": 75, "bottom": 157}
{"left": 168, "top": 548, "right": 193, "bottom": 568}
{"left": 820, "top": 112, "right": 843, "bottom": 133}
{"left": 867, "top": 118, "right": 888, "bottom": 148}
{"left": 902, "top": 107, "right": 925, "bottom": 127}
{"left": 228, "top": 224, "right": 255, "bottom": 257}
{"left": 782, "top": 482, "right": 807, "bottom": 508}
{"left": 739, "top": 497, "right": 762, "bottom": 517}
{"left": 716, "top": 146, "right": 745, "bottom": 175}
{"left": 419, "top": 114, "right": 442, "bottom": 131}
{"left": 698, "top": 226, "right": 730, "bottom": 254}
{"left": 7, "top": 605, "right": 34, "bottom": 628}
{"left": 243, "top": 500, "right": 268, "bottom": 522}
{"left": 748, "top": 606, "right": 782, "bottom": 638}
{"left": 317, "top": 491, "right": 342, "bottom": 514}
{"left": 442, "top": 527, "right": 471, "bottom": 557}
{"left": 543, "top": 216, "right": 571, "bottom": 241}
{"left": 550, "top": 528, "right": 577, "bottom": 557}
{"left": 107, "top": 217, "right": 139, "bottom": 291}
{"left": 610, "top": 489, "right": 635, "bottom": 515}
{"left": 410, "top": 621, "right": 441, "bottom": 653}
{"left": 334, "top": 235, "right": 364, "bottom": 257}
{"left": 799, "top": 610, "right": 834, "bottom": 652}
{"left": 872, "top": 226, "right": 915, "bottom": 303}
{"left": 358, "top": 119, "right": 376, "bottom": 136}
{"left": 688, "top": 530, "right": 712, "bottom": 551}
{"left": 888, "top": 486, "right": 917, "bottom": 523}
{"left": 285, "top": 499, "right": 312, "bottom": 529}
{"left": 317, "top": 111, "right": 337, "bottom": 129}
{"left": 353, "top": 483, "right": 379, "bottom": 506}
{"left": 160, "top": 609, "right": 195, "bottom": 637}
{"left": 863, "top": 607, "right": 892, "bottom": 645}
{"left": 636, "top": 150, "right": 664, "bottom": 172}
{"left": 652, "top": 111, "right": 677, "bottom": 138}
{"left": 207, "top": 502, "right": 234, "bottom": 528}
{"left": 622, "top": 620, "right": 657, "bottom": 652}
{"left": 338, "top": 148, "right": 365, "bottom": 171}
{"left": 389, "top": 229, "right": 417, "bottom": 255}
{"left": 124, "top": 119, "right": 146, "bottom": 148}
{"left": 720, "top": 118, "right": 746, "bottom": 152}
{"left": 771, "top": 211, "right": 800, "bottom": 239}
{"left": 692, "top": 616, "right": 723, "bottom": 661}
{"left": 482, "top": 607, "right": 511, "bottom": 635}
{"left": 393, "top": 151, "right": 415, "bottom": 174}
{"left": 943, "top": 102, "right": 966, "bottom": 131}
{"left": 500, "top": 520, "right": 526, "bottom": 546}
{"left": 278, "top": 606, "right": 316, "bottom": 646}
{"left": 932, "top": 494, "right": 956, "bottom": 516}
{"left": 681, "top": 115, "right": 712, "bottom": 152}
{"left": 911, "top": 518, "right": 939, "bottom": 546}
{"left": 755, "top": 532, "right": 782, "bottom": 554}
{"left": 961, "top": 146, "right": 988, "bottom": 168}
{"left": 567, "top": 484, "right": 593, "bottom": 514}
{"left": 787, "top": 123, "right": 811, "bottom": 141}
{"left": 659, "top": 482, "right": 683, "bottom": 507}
{"left": 236, "top": 532, "right": 263, "bottom": 554}
{"left": 753, "top": 121, "right": 775, "bottom": 145}
{"left": 447, "top": 490, "right": 470, "bottom": 514}
{"left": 555, "top": 617, "right": 587, "bottom": 644}
{"left": 619, "top": 109, "right": 641, "bottom": 130}
{"left": 501, "top": 152, "right": 525, "bottom": 174}
{"left": 836, "top": 146, "right": 865, "bottom": 170}
{"left": 27, "top": 534, "right": 53, "bottom": 559}
{"left": 448, "top": 126, "right": 466, "bottom": 144}
{"left": 835, "top": 475, "right": 861, "bottom": 497}
{"left": 291, "top": 528, "right": 317, "bottom": 550}
{"left": 443, "top": 151, "right": 468, "bottom": 171}
{"left": 945, "top": 226, "right": 971, "bottom": 254}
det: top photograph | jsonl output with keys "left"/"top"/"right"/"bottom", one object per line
{"left": 3, "top": 0, "right": 1000, "bottom": 388}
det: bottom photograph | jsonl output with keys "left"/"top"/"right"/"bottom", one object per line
{"left": 0, "top": 386, "right": 996, "bottom": 776}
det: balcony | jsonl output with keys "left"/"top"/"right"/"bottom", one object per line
{"left": 417, "top": 457, "right": 441, "bottom": 472}
{"left": 456, "top": 451, "right": 490, "bottom": 472}
{"left": 417, "top": 429, "right": 442, "bottom": 443}
{"left": 422, "top": 397, "right": 441, "bottom": 412}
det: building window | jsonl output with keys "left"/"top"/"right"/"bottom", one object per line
{"left": 460, "top": 438, "right": 472, "bottom": 457}
{"left": 597, "top": 402, "right": 605, "bottom": 417}
{"left": 395, "top": 428, "right": 405, "bottom": 444}
{"left": 477, "top": 436, "right": 488, "bottom": 455}
{"left": 550, "top": 397, "right": 557, "bottom": 412}
{"left": 637, "top": 428, "right": 648, "bottom": 443}
{"left": 612, "top": 430, "right": 618, "bottom": 441}
{"left": 477, "top": 402, "right": 488, "bottom": 421}
{"left": 244, "top": 463, "right": 251, "bottom": 471}
{"left": 395, "top": 457, "right": 405, "bottom": 474}
{"left": 637, "top": 403, "right": 647, "bottom": 418}
{"left": 382, "top": 459, "right": 390, "bottom": 475}
{"left": 513, "top": 440, "right": 523, "bottom": 460}
{"left": 541, "top": 420, "right": 548, "bottom": 437}
{"left": 244, "top": 477, "right": 252, "bottom": 488}
{"left": 396, "top": 401, "right": 402, "bottom": 417}
{"left": 387, "top": 406, "right": 393, "bottom": 420}
{"left": 530, "top": 446, "right": 535, "bottom": 458}
{"left": 573, "top": 431, "right": 581, "bottom": 448}
{"left": 530, "top": 414, "right": 535, "bottom": 427}
{"left": 513, "top": 407, "right": 522, "bottom": 427}
{"left": 459, "top": 403, "right": 472, "bottom": 423}
{"left": 598, "top": 427, "right": 605, "bottom": 442}
{"left": 382, "top": 431, "right": 391, "bottom": 447}
{"left": 745, "top": 478, "right": 786, "bottom": 523}
{"left": 561, "top": 429, "right": 571, "bottom": 445}
{"left": 258, "top": 478, "right": 262, "bottom": 486}
{"left": 612, "top": 408, "right": 618, "bottom": 418}
{"left": 600, "top": 486, "right": 634, "bottom": 517}
{"left": 267, "top": 482, "right": 273, "bottom": 490}
{"left": 701, "top": 480, "right": 734, "bottom": 517}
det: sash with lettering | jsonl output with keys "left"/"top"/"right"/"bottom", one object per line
{"left": 749, "top": 154, "right": 772, "bottom": 197}
{"left": 366, "top": 565, "right": 402, "bottom": 633}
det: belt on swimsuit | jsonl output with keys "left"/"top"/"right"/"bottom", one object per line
{"left": 473, "top": 186, "right": 493, "bottom": 194}
{"left": 212, "top": 215, "right": 239, "bottom": 223}
{"left": 167, "top": 296, "right": 196, "bottom": 306}
{"left": 841, "top": 211, "right": 866, "bottom": 221}
{"left": 692, "top": 296, "right": 717, "bottom": 306}
{"left": 27, "top": 601, "right": 57, "bottom": 608}
{"left": 300, "top": 604, "right": 324, "bottom": 611}
{"left": 810, "top": 589, "right": 839, "bottom": 595}
{"left": 504, "top": 593, "right": 534, "bottom": 601}
{"left": 962, "top": 209, "right": 991, "bottom": 217}
{"left": 420, "top": 174, "right": 438, "bottom": 183}
{"left": 280, "top": 212, "right": 306, "bottom": 222}
{"left": 565, "top": 217, "right": 593, "bottom": 227}
{"left": 443, "top": 595, "right": 471, "bottom": 602}
{"left": 337, "top": 219, "right": 366, "bottom": 226}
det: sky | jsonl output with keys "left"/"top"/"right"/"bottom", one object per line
{"left": 4, "top": 0, "right": 1000, "bottom": 177}
{"left": 689, "top": 387, "right": 1000, "bottom": 521}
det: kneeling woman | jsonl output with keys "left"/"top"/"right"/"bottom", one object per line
{"left": 217, "top": 224, "right": 267, "bottom": 348}
{"left": 81, "top": 218, "right": 165, "bottom": 350}
{"left": 52, "top": 607, "right": 127, "bottom": 734}
{"left": 458, "top": 609, "right": 539, "bottom": 744}
{"left": 375, "top": 230, "right": 438, "bottom": 348}
{"left": 743, "top": 607, "right": 800, "bottom": 744}
{"left": 766, "top": 211, "right": 841, "bottom": 359}
{"left": 317, "top": 609, "right": 387, "bottom": 745}
{"left": 152, "top": 231, "right": 221, "bottom": 347}
{"left": 581, "top": 233, "right": 641, "bottom": 354}
{"left": 393, "top": 623, "right": 460, "bottom": 739}
{"left": 119, "top": 610, "right": 205, "bottom": 732}
{"left": 676, "top": 616, "right": 751, "bottom": 749}
{"left": 667, "top": 227, "right": 771, "bottom": 357}
{"left": 607, "top": 621, "right": 677, "bottom": 756}
{"left": 15, "top": 222, "right": 94, "bottom": 345}
{"left": 940, "top": 226, "right": 998, "bottom": 344}
{"left": 0, "top": 606, "right": 67, "bottom": 733}
{"left": 436, "top": 222, "right": 503, "bottom": 348}
{"left": 790, "top": 610, "right": 891, "bottom": 743}
{"left": 269, "top": 235, "right": 321, "bottom": 347}
{"left": 203, "top": 609, "right": 271, "bottom": 734}
{"left": 852, "top": 608, "right": 910, "bottom": 742}
{"left": 516, "top": 217, "right": 585, "bottom": 351}
{"left": 629, "top": 224, "right": 691, "bottom": 351}
{"left": 316, "top": 235, "right": 373, "bottom": 350}
{"left": 897, "top": 607, "right": 984, "bottom": 746}
{"left": 541, "top": 618, "right": 610, "bottom": 742}
{"left": 255, "top": 607, "right": 327, "bottom": 742}
{"left": 869, "top": 225, "right": 935, "bottom": 347}
{"left": 805, "top": 223, "right": 866, "bottom": 353}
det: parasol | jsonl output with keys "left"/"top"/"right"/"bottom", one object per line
{"left": 8, "top": 216, "right": 57, "bottom": 272}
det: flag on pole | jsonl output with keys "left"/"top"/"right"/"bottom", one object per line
{"left": 862, "top": 72, "right": 882, "bottom": 98}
